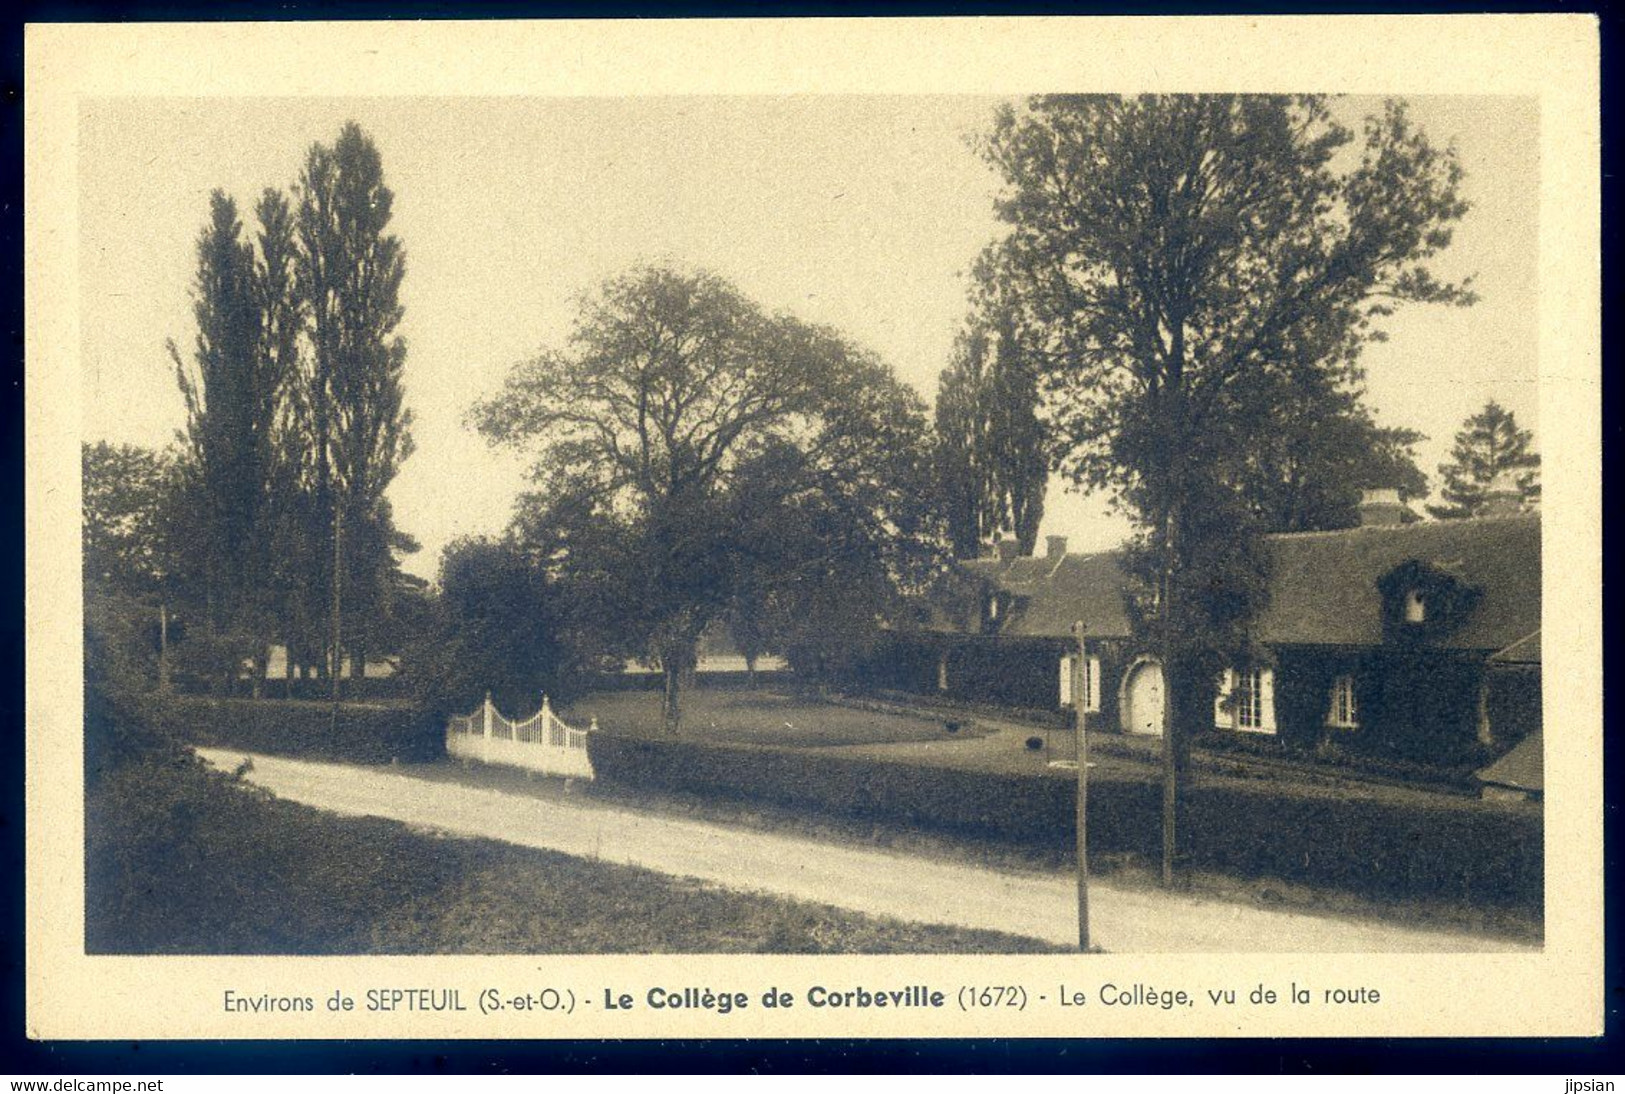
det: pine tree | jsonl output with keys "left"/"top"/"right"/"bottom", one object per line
{"left": 1426, "top": 400, "right": 1540, "bottom": 519}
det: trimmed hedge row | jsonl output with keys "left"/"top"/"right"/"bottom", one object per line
{"left": 587, "top": 733, "right": 1542, "bottom": 912}
{"left": 584, "top": 670, "right": 794, "bottom": 693}
{"left": 179, "top": 675, "right": 412, "bottom": 703}
{"left": 167, "top": 695, "right": 444, "bottom": 764}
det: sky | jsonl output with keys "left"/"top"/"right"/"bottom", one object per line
{"left": 79, "top": 94, "right": 1539, "bottom": 582}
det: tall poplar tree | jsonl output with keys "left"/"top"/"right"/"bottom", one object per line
{"left": 170, "top": 191, "right": 262, "bottom": 689}
{"left": 934, "top": 304, "right": 1048, "bottom": 557}
{"left": 295, "top": 122, "right": 413, "bottom": 692}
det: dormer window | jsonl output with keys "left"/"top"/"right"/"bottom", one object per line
{"left": 1404, "top": 589, "right": 1427, "bottom": 623}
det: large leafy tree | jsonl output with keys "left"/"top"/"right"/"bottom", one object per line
{"left": 979, "top": 94, "right": 1473, "bottom": 882}
{"left": 82, "top": 441, "right": 180, "bottom": 600}
{"left": 1230, "top": 366, "right": 1429, "bottom": 531}
{"left": 935, "top": 303, "right": 1048, "bottom": 557}
{"left": 398, "top": 536, "right": 573, "bottom": 714}
{"left": 475, "top": 265, "right": 939, "bottom": 730}
{"left": 1426, "top": 399, "right": 1540, "bottom": 519}
{"left": 82, "top": 440, "right": 187, "bottom": 694}
{"left": 295, "top": 122, "right": 414, "bottom": 691}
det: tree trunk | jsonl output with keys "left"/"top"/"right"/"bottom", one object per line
{"left": 331, "top": 505, "right": 343, "bottom": 705}
{"left": 1158, "top": 491, "right": 1193, "bottom": 890}
{"left": 157, "top": 602, "right": 171, "bottom": 694}
{"left": 251, "top": 645, "right": 267, "bottom": 700}
{"left": 662, "top": 662, "right": 682, "bottom": 734}
{"left": 745, "top": 653, "right": 757, "bottom": 690}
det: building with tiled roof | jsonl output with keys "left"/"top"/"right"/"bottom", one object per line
{"left": 865, "top": 492, "right": 1541, "bottom": 773}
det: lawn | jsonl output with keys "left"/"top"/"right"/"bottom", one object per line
{"left": 86, "top": 753, "right": 1058, "bottom": 954}
{"left": 564, "top": 687, "right": 984, "bottom": 748}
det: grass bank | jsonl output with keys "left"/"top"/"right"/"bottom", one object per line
{"left": 565, "top": 688, "right": 990, "bottom": 748}
{"left": 86, "top": 752, "right": 1058, "bottom": 954}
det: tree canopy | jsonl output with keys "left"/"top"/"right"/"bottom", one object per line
{"left": 148, "top": 122, "right": 416, "bottom": 696}
{"left": 934, "top": 302, "right": 1048, "bottom": 557}
{"left": 82, "top": 441, "right": 181, "bottom": 601}
{"left": 978, "top": 93, "right": 1474, "bottom": 880}
{"left": 474, "top": 265, "right": 941, "bottom": 727}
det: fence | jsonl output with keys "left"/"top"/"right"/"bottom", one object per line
{"left": 446, "top": 693, "right": 595, "bottom": 780}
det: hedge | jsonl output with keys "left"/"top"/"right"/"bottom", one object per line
{"left": 587, "top": 733, "right": 1542, "bottom": 913}
{"left": 584, "top": 669, "right": 794, "bottom": 693}
{"left": 166, "top": 695, "right": 444, "bottom": 764}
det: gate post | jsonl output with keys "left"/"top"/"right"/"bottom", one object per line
{"left": 482, "top": 691, "right": 493, "bottom": 762}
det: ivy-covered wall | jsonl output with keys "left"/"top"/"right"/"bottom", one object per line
{"left": 861, "top": 633, "right": 1520, "bottom": 769}
{"left": 1241, "top": 647, "right": 1497, "bottom": 764}
{"left": 1484, "top": 664, "right": 1540, "bottom": 747}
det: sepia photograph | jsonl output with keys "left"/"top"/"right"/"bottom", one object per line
{"left": 26, "top": 16, "right": 1601, "bottom": 1042}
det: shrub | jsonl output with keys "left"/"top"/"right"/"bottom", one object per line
{"left": 587, "top": 733, "right": 1542, "bottom": 912}
{"left": 1025, "top": 736, "right": 1044, "bottom": 752}
{"left": 168, "top": 695, "right": 443, "bottom": 764}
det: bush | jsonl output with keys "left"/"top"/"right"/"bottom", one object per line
{"left": 587, "top": 733, "right": 1542, "bottom": 913}
{"left": 167, "top": 695, "right": 443, "bottom": 764}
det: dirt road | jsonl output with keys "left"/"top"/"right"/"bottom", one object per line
{"left": 197, "top": 748, "right": 1533, "bottom": 954}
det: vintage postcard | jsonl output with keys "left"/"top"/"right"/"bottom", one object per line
{"left": 25, "top": 15, "right": 1601, "bottom": 1040}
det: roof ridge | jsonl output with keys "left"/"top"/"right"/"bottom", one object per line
{"left": 1265, "top": 512, "right": 1541, "bottom": 542}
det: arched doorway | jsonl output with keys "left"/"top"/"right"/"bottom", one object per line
{"left": 1120, "top": 658, "right": 1166, "bottom": 737}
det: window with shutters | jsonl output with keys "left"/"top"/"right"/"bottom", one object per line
{"left": 1327, "top": 674, "right": 1359, "bottom": 729}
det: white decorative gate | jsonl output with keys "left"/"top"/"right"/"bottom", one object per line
{"left": 446, "top": 693, "right": 595, "bottom": 779}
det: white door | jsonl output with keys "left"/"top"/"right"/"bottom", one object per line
{"left": 1123, "top": 660, "right": 1165, "bottom": 737}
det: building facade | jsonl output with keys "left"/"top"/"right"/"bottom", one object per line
{"left": 865, "top": 494, "right": 1541, "bottom": 773}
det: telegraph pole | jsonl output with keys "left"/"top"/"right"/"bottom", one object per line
{"left": 1071, "top": 619, "right": 1090, "bottom": 952}
{"left": 330, "top": 503, "right": 343, "bottom": 731}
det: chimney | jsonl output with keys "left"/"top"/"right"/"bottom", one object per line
{"left": 1358, "top": 488, "right": 1407, "bottom": 527}
{"left": 1481, "top": 472, "right": 1524, "bottom": 518}
{"left": 1046, "top": 535, "right": 1069, "bottom": 559}
{"left": 993, "top": 536, "right": 1020, "bottom": 561}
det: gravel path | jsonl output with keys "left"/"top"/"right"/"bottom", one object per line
{"left": 197, "top": 748, "right": 1534, "bottom": 954}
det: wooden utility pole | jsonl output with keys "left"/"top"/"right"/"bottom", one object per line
{"left": 330, "top": 503, "right": 343, "bottom": 728}
{"left": 1071, "top": 620, "right": 1090, "bottom": 953}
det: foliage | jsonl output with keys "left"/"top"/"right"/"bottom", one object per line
{"left": 397, "top": 536, "right": 579, "bottom": 715}
{"left": 934, "top": 302, "right": 1048, "bottom": 556}
{"left": 81, "top": 441, "right": 182, "bottom": 600}
{"left": 977, "top": 94, "right": 1475, "bottom": 873}
{"left": 84, "top": 585, "right": 182, "bottom": 784}
{"left": 1228, "top": 367, "right": 1429, "bottom": 531}
{"left": 587, "top": 728, "right": 1541, "bottom": 912}
{"left": 475, "top": 265, "right": 944, "bottom": 728}
{"left": 1426, "top": 400, "right": 1540, "bottom": 519}
{"left": 153, "top": 123, "right": 417, "bottom": 694}
{"left": 166, "top": 694, "right": 441, "bottom": 764}
{"left": 295, "top": 121, "right": 416, "bottom": 678}
{"left": 168, "top": 191, "right": 267, "bottom": 648}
